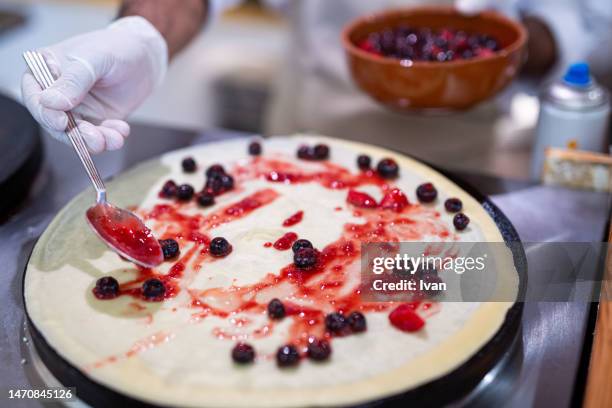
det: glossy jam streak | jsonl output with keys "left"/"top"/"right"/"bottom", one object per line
{"left": 273, "top": 232, "right": 298, "bottom": 250}
{"left": 95, "top": 157, "right": 453, "bottom": 364}
{"left": 282, "top": 210, "right": 304, "bottom": 227}
{"left": 86, "top": 203, "right": 163, "bottom": 267}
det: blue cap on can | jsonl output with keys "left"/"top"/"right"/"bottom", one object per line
{"left": 563, "top": 62, "right": 591, "bottom": 86}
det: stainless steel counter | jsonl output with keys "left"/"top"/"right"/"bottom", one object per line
{"left": 1, "top": 123, "right": 609, "bottom": 408}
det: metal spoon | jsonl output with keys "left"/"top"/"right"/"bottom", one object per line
{"left": 23, "top": 50, "right": 163, "bottom": 268}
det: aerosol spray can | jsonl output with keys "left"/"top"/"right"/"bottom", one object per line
{"left": 531, "top": 62, "right": 610, "bottom": 180}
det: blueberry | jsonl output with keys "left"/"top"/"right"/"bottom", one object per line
{"left": 347, "top": 311, "right": 367, "bottom": 333}
{"left": 357, "top": 154, "right": 371, "bottom": 170}
{"left": 210, "top": 237, "right": 232, "bottom": 257}
{"left": 220, "top": 174, "right": 234, "bottom": 191}
{"left": 291, "top": 239, "right": 313, "bottom": 253}
{"left": 232, "top": 342, "right": 255, "bottom": 364}
{"left": 176, "top": 184, "right": 195, "bottom": 201}
{"left": 325, "top": 312, "right": 348, "bottom": 335}
{"left": 93, "top": 276, "right": 120, "bottom": 300}
{"left": 276, "top": 344, "right": 300, "bottom": 367}
{"left": 376, "top": 158, "right": 399, "bottom": 179}
{"left": 313, "top": 144, "right": 330, "bottom": 160}
{"left": 205, "top": 176, "right": 224, "bottom": 195}
{"left": 307, "top": 338, "right": 331, "bottom": 361}
{"left": 206, "top": 164, "right": 226, "bottom": 178}
{"left": 159, "top": 239, "right": 180, "bottom": 260}
{"left": 422, "top": 274, "right": 444, "bottom": 298}
{"left": 267, "top": 298, "right": 286, "bottom": 319}
{"left": 160, "top": 180, "right": 177, "bottom": 198}
{"left": 444, "top": 198, "right": 462, "bottom": 213}
{"left": 197, "top": 192, "right": 215, "bottom": 207}
{"left": 142, "top": 278, "right": 165, "bottom": 300}
{"left": 297, "top": 145, "right": 313, "bottom": 160}
{"left": 453, "top": 213, "right": 470, "bottom": 231}
{"left": 181, "top": 157, "right": 197, "bottom": 173}
{"left": 416, "top": 182, "right": 437, "bottom": 203}
{"left": 248, "top": 141, "right": 262, "bottom": 156}
{"left": 294, "top": 248, "right": 317, "bottom": 269}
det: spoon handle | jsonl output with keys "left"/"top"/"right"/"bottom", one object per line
{"left": 23, "top": 50, "right": 107, "bottom": 204}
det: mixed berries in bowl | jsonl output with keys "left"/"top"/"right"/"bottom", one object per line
{"left": 342, "top": 6, "right": 527, "bottom": 111}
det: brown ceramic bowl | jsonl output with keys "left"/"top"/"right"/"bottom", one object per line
{"left": 342, "top": 6, "right": 527, "bottom": 112}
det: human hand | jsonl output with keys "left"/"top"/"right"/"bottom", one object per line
{"left": 21, "top": 16, "right": 167, "bottom": 153}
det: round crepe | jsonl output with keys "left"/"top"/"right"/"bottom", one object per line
{"left": 24, "top": 135, "right": 518, "bottom": 407}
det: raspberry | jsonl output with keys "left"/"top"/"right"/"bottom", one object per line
{"left": 389, "top": 304, "right": 425, "bottom": 332}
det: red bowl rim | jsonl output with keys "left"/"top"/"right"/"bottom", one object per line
{"left": 341, "top": 5, "right": 528, "bottom": 67}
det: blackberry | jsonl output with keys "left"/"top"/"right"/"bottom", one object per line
{"left": 176, "top": 184, "right": 195, "bottom": 201}
{"left": 276, "top": 344, "right": 300, "bottom": 367}
{"left": 232, "top": 342, "right": 255, "bottom": 364}
{"left": 453, "top": 213, "right": 470, "bottom": 230}
{"left": 294, "top": 248, "right": 317, "bottom": 269}
{"left": 347, "top": 311, "right": 367, "bottom": 333}
{"left": 142, "top": 278, "right": 165, "bottom": 300}
{"left": 357, "top": 154, "right": 371, "bottom": 170}
{"left": 444, "top": 197, "right": 462, "bottom": 213}
{"left": 181, "top": 157, "right": 197, "bottom": 173}
{"left": 267, "top": 298, "right": 286, "bottom": 319}
{"left": 93, "top": 276, "right": 120, "bottom": 300}
{"left": 416, "top": 183, "right": 437, "bottom": 203}
{"left": 159, "top": 238, "right": 180, "bottom": 260}
{"left": 307, "top": 338, "right": 331, "bottom": 361}
{"left": 210, "top": 237, "right": 232, "bottom": 257}
{"left": 376, "top": 158, "right": 399, "bottom": 179}
{"left": 291, "top": 239, "right": 313, "bottom": 253}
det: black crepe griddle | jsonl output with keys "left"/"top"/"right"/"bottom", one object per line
{"left": 21, "top": 156, "right": 526, "bottom": 408}
{"left": 0, "top": 93, "right": 42, "bottom": 219}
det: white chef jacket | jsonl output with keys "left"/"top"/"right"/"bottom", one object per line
{"left": 215, "top": 0, "right": 612, "bottom": 177}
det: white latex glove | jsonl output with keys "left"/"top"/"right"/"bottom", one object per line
{"left": 21, "top": 16, "right": 167, "bottom": 153}
{"left": 455, "top": 0, "right": 519, "bottom": 18}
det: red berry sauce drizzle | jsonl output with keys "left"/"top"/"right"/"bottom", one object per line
{"left": 94, "top": 155, "right": 457, "bottom": 364}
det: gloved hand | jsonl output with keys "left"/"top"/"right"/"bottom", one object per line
{"left": 455, "top": 0, "right": 519, "bottom": 18}
{"left": 21, "top": 16, "right": 167, "bottom": 154}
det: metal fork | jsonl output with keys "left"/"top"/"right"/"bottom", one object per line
{"left": 23, "top": 50, "right": 107, "bottom": 204}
